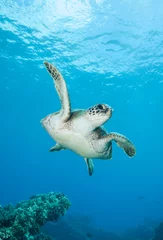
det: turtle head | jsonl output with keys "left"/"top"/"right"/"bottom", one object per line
{"left": 86, "top": 103, "right": 113, "bottom": 128}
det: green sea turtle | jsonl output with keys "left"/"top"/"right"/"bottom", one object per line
{"left": 41, "top": 61, "right": 136, "bottom": 176}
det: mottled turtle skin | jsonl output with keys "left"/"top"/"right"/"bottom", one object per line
{"left": 41, "top": 61, "right": 136, "bottom": 176}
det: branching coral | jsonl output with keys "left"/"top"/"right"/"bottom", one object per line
{"left": 0, "top": 192, "right": 71, "bottom": 240}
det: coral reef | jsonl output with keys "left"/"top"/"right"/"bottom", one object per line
{"left": 153, "top": 221, "right": 163, "bottom": 240}
{"left": 41, "top": 215, "right": 162, "bottom": 240}
{"left": 0, "top": 191, "right": 161, "bottom": 240}
{"left": 41, "top": 215, "right": 122, "bottom": 240}
{"left": 0, "top": 192, "right": 71, "bottom": 240}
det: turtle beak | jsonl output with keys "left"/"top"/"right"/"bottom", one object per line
{"left": 105, "top": 106, "right": 113, "bottom": 117}
{"left": 110, "top": 107, "right": 114, "bottom": 112}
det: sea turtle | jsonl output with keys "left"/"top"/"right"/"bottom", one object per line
{"left": 41, "top": 61, "right": 136, "bottom": 176}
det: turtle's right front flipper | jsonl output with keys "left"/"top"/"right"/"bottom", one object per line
{"left": 44, "top": 61, "right": 71, "bottom": 122}
{"left": 102, "top": 133, "right": 136, "bottom": 157}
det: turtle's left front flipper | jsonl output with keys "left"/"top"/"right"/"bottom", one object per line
{"left": 44, "top": 61, "right": 71, "bottom": 122}
{"left": 103, "top": 133, "right": 136, "bottom": 157}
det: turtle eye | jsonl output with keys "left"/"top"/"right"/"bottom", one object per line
{"left": 97, "top": 104, "right": 104, "bottom": 110}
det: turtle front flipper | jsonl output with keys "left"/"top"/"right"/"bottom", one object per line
{"left": 44, "top": 61, "right": 71, "bottom": 122}
{"left": 103, "top": 133, "right": 136, "bottom": 157}
{"left": 84, "top": 158, "right": 94, "bottom": 176}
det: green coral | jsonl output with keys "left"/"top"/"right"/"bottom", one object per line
{"left": 0, "top": 192, "right": 71, "bottom": 240}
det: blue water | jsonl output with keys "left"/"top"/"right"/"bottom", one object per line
{"left": 0, "top": 0, "right": 163, "bottom": 234}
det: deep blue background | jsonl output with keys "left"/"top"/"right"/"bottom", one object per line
{"left": 0, "top": 0, "right": 163, "bottom": 233}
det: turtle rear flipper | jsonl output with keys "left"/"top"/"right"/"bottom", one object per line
{"left": 44, "top": 61, "right": 71, "bottom": 122}
{"left": 49, "top": 143, "right": 65, "bottom": 152}
{"left": 103, "top": 132, "right": 136, "bottom": 157}
{"left": 84, "top": 158, "right": 94, "bottom": 176}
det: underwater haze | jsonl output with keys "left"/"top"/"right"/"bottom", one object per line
{"left": 0, "top": 0, "right": 163, "bottom": 233}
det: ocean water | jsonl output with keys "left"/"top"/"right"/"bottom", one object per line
{"left": 0, "top": 0, "right": 163, "bottom": 234}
